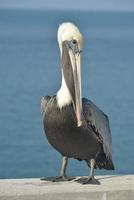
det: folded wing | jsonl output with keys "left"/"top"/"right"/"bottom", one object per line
{"left": 82, "top": 98, "right": 112, "bottom": 160}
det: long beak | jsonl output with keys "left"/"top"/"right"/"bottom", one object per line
{"left": 68, "top": 48, "right": 82, "bottom": 127}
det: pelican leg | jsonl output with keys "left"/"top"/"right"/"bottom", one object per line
{"left": 82, "top": 159, "right": 100, "bottom": 185}
{"left": 52, "top": 156, "right": 70, "bottom": 182}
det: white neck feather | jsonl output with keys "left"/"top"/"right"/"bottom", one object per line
{"left": 56, "top": 71, "right": 72, "bottom": 109}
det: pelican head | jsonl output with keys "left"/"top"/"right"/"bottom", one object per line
{"left": 58, "top": 22, "right": 83, "bottom": 54}
{"left": 57, "top": 22, "right": 83, "bottom": 127}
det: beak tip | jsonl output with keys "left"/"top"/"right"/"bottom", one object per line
{"left": 77, "top": 121, "right": 82, "bottom": 127}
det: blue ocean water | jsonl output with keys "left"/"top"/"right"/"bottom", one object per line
{"left": 0, "top": 9, "right": 134, "bottom": 178}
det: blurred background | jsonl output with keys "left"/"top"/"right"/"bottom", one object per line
{"left": 0, "top": 0, "right": 134, "bottom": 178}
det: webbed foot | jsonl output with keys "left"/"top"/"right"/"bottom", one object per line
{"left": 52, "top": 176, "right": 71, "bottom": 182}
{"left": 82, "top": 176, "right": 100, "bottom": 185}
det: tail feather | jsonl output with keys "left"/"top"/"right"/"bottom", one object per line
{"left": 97, "top": 158, "right": 115, "bottom": 170}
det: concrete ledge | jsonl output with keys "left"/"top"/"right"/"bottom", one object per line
{"left": 0, "top": 175, "right": 134, "bottom": 200}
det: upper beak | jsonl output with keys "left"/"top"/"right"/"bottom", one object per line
{"left": 63, "top": 41, "right": 82, "bottom": 127}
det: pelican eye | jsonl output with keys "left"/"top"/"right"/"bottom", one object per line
{"left": 72, "top": 39, "right": 77, "bottom": 44}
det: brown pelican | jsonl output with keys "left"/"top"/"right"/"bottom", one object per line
{"left": 41, "top": 22, "right": 114, "bottom": 184}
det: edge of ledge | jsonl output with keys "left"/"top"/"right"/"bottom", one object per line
{"left": 0, "top": 175, "right": 134, "bottom": 200}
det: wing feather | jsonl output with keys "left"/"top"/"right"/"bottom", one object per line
{"left": 82, "top": 98, "right": 112, "bottom": 160}
{"left": 40, "top": 96, "right": 51, "bottom": 116}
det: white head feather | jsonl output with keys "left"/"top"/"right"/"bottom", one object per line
{"left": 57, "top": 22, "right": 83, "bottom": 54}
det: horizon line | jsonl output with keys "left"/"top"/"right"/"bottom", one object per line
{"left": 0, "top": 7, "right": 134, "bottom": 12}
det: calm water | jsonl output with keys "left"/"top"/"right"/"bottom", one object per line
{"left": 0, "top": 9, "right": 134, "bottom": 178}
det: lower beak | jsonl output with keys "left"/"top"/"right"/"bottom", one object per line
{"left": 68, "top": 49, "right": 82, "bottom": 127}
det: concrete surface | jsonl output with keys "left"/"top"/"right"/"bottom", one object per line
{"left": 0, "top": 175, "right": 134, "bottom": 200}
